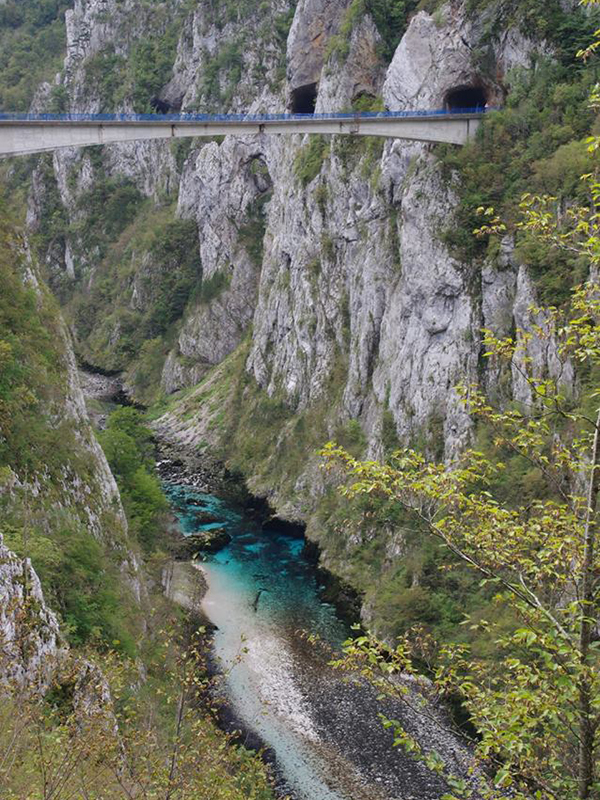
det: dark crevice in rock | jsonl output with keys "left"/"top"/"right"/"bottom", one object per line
{"left": 262, "top": 516, "right": 305, "bottom": 537}
{"left": 151, "top": 96, "right": 179, "bottom": 114}
{"left": 77, "top": 358, "right": 121, "bottom": 378}
{"left": 303, "top": 539, "right": 363, "bottom": 623}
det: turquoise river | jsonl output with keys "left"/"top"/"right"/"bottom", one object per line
{"left": 164, "top": 483, "right": 453, "bottom": 800}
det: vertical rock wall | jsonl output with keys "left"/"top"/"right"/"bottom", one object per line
{"left": 26, "top": 0, "right": 571, "bottom": 509}
{"left": 0, "top": 533, "right": 64, "bottom": 691}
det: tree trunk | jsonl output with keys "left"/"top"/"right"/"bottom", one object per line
{"left": 578, "top": 407, "right": 600, "bottom": 799}
{"left": 164, "top": 689, "right": 186, "bottom": 800}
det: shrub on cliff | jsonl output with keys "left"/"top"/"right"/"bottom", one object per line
{"left": 99, "top": 407, "right": 169, "bottom": 551}
{"left": 321, "top": 11, "right": 600, "bottom": 793}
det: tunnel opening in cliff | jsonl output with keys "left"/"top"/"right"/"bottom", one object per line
{"left": 151, "top": 96, "right": 180, "bottom": 114}
{"left": 445, "top": 85, "right": 487, "bottom": 111}
{"left": 290, "top": 83, "right": 318, "bottom": 114}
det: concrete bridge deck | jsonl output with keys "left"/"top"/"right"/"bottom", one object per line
{"left": 0, "top": 109, "right": 485, "bottom": 158}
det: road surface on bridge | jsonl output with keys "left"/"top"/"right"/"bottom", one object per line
{"left": 0, "top": 109, "right": 485, "bottom": 158}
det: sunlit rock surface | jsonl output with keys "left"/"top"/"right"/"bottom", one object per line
{"left": 0, "top": 533, "right": 64, "bottom": 691}
{"left": 27, "top": 0, "right": 573, "bottom": 641}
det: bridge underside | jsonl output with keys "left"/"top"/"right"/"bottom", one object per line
{"left": 0, "top": 115, "right": 481, "bottom": 158}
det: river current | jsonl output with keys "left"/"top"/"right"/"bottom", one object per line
{"left": 165, "top": 483, "right": 456, "bottom": 800}
{"left": 165, "top": 483, "right": 359, "bottom": 799}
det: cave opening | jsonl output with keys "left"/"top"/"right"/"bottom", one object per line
{"left": 290, "top": 83, "right": 318, "bottom": 114}
{"left": 151, "top": 96, "right": 178, "bottom": 114}
{"left": 445, "top": 85, "right": 487, "bottom": 111}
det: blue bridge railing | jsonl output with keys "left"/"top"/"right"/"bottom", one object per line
{"left": 0, "top": 108, "right": 489, "bottom": 124}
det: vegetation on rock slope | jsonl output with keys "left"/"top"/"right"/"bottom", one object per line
{"left": 0, "top": 0, "right": 71, "bottom": 111}
{"left": 324, "top": 277, "right": 600, "bottom": 797}
{"left": 0, "top": 190, "right": 140, "bottom": 653}
{"left": 149, "top": 0, "right": 600, "bottom": 656}
{"left": 319, "top": 9, "right": 600, "bottom": 796}
{"left": 6, "top": 1, "right": 600, "bottom": 792}
{"left": 0, "top": 192, "right": 277, "bottom": 798}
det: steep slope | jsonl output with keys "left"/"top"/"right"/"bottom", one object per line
{"left": 0, "top": 0, "right": 72, "bottom": 111}
{"left": 0, "top": 190, "right": 148, "bottom": 654}
{"left": 0, "top": 191, "right": 278, "bottom": 798}
{"left": 0, "top": 532, "right": 64, "bottom": 691}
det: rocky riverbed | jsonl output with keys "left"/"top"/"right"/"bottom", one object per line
{"left": 163, "top": 479, "right": 477, "bottom": 800}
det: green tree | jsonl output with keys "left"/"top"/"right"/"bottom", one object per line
{"left": 323, "top": 278, "right": 600, "bottom": 799}
{"left": 99, "top": 408, "right": 168, "bottom": 550}
{"left": 321, "top": 6, "right": 600, "bottom": 795}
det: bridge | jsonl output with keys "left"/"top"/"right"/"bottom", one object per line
{"left": 0, "top": 109, "right": 485, "bottom": 158}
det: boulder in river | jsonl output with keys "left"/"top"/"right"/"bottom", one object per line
{"left": 192, "top": 510, "right": 221, "bottom": 525}
{"left": 186, "top": 497, "right": 210, "bottom": 508}
{"left": 178, "top": 527, "right": 231, "bottom": 558}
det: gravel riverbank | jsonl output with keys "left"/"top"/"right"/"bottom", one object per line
{"left": 157, "top": 453, "right": 477, "bottom": 800}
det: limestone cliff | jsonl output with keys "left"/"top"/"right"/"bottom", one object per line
{"left": 0, "top": 531, "right": 114, "bottom": 723}
{"left": 0, "top": 532, "right": 64, "bottom": 691}
{"left": 22, "top": 0, "right": 592, "bottom": 634}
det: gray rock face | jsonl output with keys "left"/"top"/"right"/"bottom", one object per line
{"left": 511, "top": 266, "right": 576, "bottom": 405}
{"left": 175, "top": 140, "right": 272, "bottom": 378}
{"left": 317, "top": 15, "right": 384, "bottom": 111}
{"left": 370, "top": 155, "right": 477, "bottom": 460}
{"left": 30, "top": 0, "right": 572, "bottom": 544}
{"left": 63, "top": 0, "right": 181, "bottom": 112}
{"left": 0, "top": 531, "right": 118, "bottom": 728}
{"left": 0, "top": 533, "right": 64, "bottom": 691}
{"left": 383, "top": 2, "right": 543, "bottom": 112}
{"left": 165, "top": 0, "right": 293, "bottom": 113}
{"left": 287, "top": 0, "right": 351, "bottom": 94}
